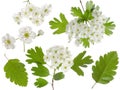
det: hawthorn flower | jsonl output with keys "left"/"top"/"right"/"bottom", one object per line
{"left": 19, "top": 26, "right": 36, "bottom": 44}
{"left": 25, "top": 3, "right": 36, "bottom": 15}
{"left": 41, "top": 4, "right": 52, "bottom": 16}
{"left": 13, "top": 13, "right": 22, "bottom": 24}
{"left": 30, "top": 17, "right": 44, "bottom": 26}
{"left": 37, "top": 30, "right": 44, "bottom": 36}
{"left": 2, "top": 34, "right": 16, "bottom": 49}
{"left": 44, "top": 46, "right": 73, "bottom": 72}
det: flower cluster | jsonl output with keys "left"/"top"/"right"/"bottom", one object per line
{"left": 13, "top": 3, "right": 52, "bottom": 26}
{"left": 66, "top": 6, "right": 107, "bottom": 46}
{"left": 44, "top": 46, "right": 73, "bottom": 72}
{"left": 2, "top": 26, "right": 44, "bottom": 49}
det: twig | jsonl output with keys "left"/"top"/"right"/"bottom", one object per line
{"left": 23, "top": 42, "right": 25, "bottom": 52}
{"left": 91, "top": 82, "right": 97, "bottom": 89}
{"left": 80, "top": 0, "right": 85, "bottom": 12}
{"left": 4, "top": 53, "right": 9, "bottom": 60}
{"left": 51, "top": 69, "right": 56, "bottom": 90}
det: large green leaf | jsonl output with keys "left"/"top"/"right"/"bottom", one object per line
{"left": 32, "top": 64, "right": 49, "bottom": 77}
{"left": 49, "top": 13, "right": 68, "bottom": 34}
{"left": 71, "top": 51, "right": 93, "bottom": 76}
{"left": 53, "top": 72, "right": 65, "bottom": 80}
{"left": 34, "top": 78, "right": 48, "bottom": 88}
{"left": 92, "top": 51, "right": 118, "bottom": 84}
{"left": 26, "top": 47, "right": 45, "bottom": 64}
{"left": 4, "top": 59, "right": 28, "bottom": 86}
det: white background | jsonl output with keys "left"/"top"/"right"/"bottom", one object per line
{"left": 0, "top": 0, "right": 120, "bottom": 90}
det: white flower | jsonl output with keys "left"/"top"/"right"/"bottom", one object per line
{"left": 13, "top": 13, "right": 22, "bottom": 24}
{"left": 32, "top": 7, "right": 41, "bottom": 17}
{"left": 21, "top": 8, "right": 30, "bottom": 18}
{"left": 44, "top": 46, "right": 73, "bottom": 72}
{"left": 37, "top": 30, "right": 44, "bottom": 36}
{"left": 30, "top": 17, "right": 44, "bottom": 26}
{"left": 2, "top": 34, "right": 16, "bottom": 49}
{"left": 25, "top": 3, "right": 36, "bottom": 15}
{"left": 41, "top": 4, "right": 52, "bottom": 16}
{"left": 19, "top": 26, "right": 36, "bottom": 44}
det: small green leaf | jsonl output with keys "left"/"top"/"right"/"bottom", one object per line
{"left": 34, "top": 78, "right": 48, "bottom": 88}
{"left": 104, "top": 18, "right": 115, "bottom": 35}
{"left": 4, "top": 59, "right": 28, "bottom": 86}
{"left": 80, "top": 38, "right": 90, "bottom": 48}
{"left": 71, "top": 7, "right": 83, "bottom": 19}
{"left": 71, "top": 51, "right": 93, "bottom": 76}
{"left": 26, "top": 47, "right": 45, "bottom": 64}
{"left": 92, "top": 51, "right": 118, "bottom": 84}
{"left": 53, "top": 72, "right": 65, "bottom": 80}
{"left": 32, "top": 64, "right": 49, "bottom": 77}
{"left": 49, "top": 13, "right": 68, "bottom": 34}
{"left": 86, "top": 0, "right": 95, "bottom": 11}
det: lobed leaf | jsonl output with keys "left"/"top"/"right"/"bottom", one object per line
{"left": 34, "top": 78, "right": 48, "bottom": 88}
{"left": 49, "top": 13, "right": 68, "bottom": 34}
{"left": 71, "top": 51, "right": 93, "bottom": 76}
{"left": 26, "top": 47, "right": 45, "bottom": 64}
{"left": 71, "top": 7, "right": 83, "bottom": 18}
{"left": 80, "top": 38, "right": 90, "bottom": 48}
{"left": 104, "top": 18, "right": 115, "bottom": 35}
{"left": 32, "top": 64, "right": 49, "bottom": 77}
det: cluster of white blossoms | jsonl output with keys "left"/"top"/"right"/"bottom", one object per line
{"left": 66, "top": 6, "right": 107, "bottom": 46}
{"left": 13, "top": 3, "right": 52, "bottom": 26}
{"left": 2, "top": 26, "right": 44, "bottom": 49}
{"left": 44, "top": 46, "right": 73, "bottom": 72}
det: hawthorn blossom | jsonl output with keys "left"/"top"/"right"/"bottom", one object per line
{"left": 2, "top": 34, "right": 16, "bottom": 49}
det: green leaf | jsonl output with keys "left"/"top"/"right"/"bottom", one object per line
{"left": 83, "top": 10, "right": 94, "bottom": 21}
{"left": 80, "top": 38, "right": 90, "bottom": 48}
{"left": 71, "top": 7, "right": 83, "bottom": 18}
{"left": 4, "top": 59, "right": 28, "bottom": 86}
{"left": 71, "top": 51, "right": 93, "bottom": 76}
{"left": 86, "top": 0, "right": 95, "bottom": 11}
{"left": 32, "top": 64, "right": 49, "bottom": 77}
{"left": 49, "top": 13, "right": 68, "bottom": 34}
{"left": 53, "top": 72, "right": 65, "bottom": 80}
{"left": 26, "top": 47, "right": 45, "bottom": 64}
{"left": 92, "top": 51, "right": 118, "bottom": 84}
{"left": 34, "top": 78, "right": 48, "bottom": 88}
{"left": 104, "top": 18, "right": 115, "bottom": 35}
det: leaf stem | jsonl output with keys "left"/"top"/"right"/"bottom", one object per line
{"left": 91, "top": 82, "right": 97, "bottom": 89}
{"left": 4, "top": 53, "right": 9, "bottom": 60}
{"left": 51, "top": 69, "right": 56, "bottom": 90}
{"left": 80, "top": 0, "right": 85, "bottom": 12}
{"left": 23, "top": 42, "right": 25, "bottom": 52}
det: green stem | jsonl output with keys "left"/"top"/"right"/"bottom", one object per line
{"left": 91, "top": 82, "right": 97, "bottom": 89}
{"left": 80, "top": 0, "right": 85, "bottom": 12}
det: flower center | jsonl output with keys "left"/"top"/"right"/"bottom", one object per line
{"left": 5, "top": 40, "right": 11, "bottom": 45}
{"left": 29, "top": 8, "right": 33, "bottom": 12}
{"left": 24, "top": 32, "right": 29, "bottom": 38}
